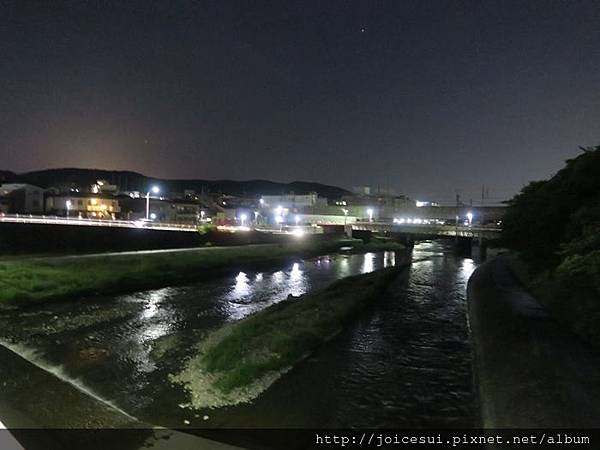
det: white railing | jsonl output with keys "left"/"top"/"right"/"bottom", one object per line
{"left": 0, "top": 214, "right": 198, "bottom": 232}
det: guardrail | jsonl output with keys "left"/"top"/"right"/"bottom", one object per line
{"left": 0, "top": 214, "right": 198, "bottom": 232}
{"left": 351, "top": 221, "right": 502, "bottom": 238}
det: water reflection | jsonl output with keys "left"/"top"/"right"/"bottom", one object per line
{"left": 337, "top": 257, "right": 350, "bottom": 277}
{"left": 384, "top": 251, "right": 396, "bottom": 268}
{"left": 138, "top": 288, "right": 174, "bottom": 343}
{"left": 229, "top": 271, "right": 250, "bottom": 301}
{"left": 459, "top": 258, "right": 475, "bottom": 283}
{"left": 362, "top": 253, "right": 375, "bottom": 273}
{"left": 0, "top": 250, "right": 404, "bottom": 420}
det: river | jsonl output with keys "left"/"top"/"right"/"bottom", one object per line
{"left": 0, "top": 241, "right": 481, "bottom": 445}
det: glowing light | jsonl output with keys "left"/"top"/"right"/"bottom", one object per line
{"left": 295, "top": 215, "right": 300, "bottom": 225}
{"left": 467, "top": 211, "right": 473, "bottom": 225}
{"left": 232, "top": 271, "right": 250, "bottom": 298}
{"left": 367, "top": 208, "right": 374, "bottom": 221}
{"left": 240, "top": 213, "right": 247, "bottom": 226}
{"left": 362, "top": 252, "right": 375, "bottom": 273}
{"left": 290, "top": 262, "right": 301, "bottom": 280}
{"left": 150, "top": 213, "right": 157, "bottom": 220}
{"left": 151, "top": 186, "right": 160, "bottom": 194}
{"left": 292, "top": 228, "right": 304, "bottom": 237}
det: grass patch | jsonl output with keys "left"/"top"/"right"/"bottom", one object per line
{"left": 0, "top": 239, "right": 356, "bottom": 306}
{"left": 338, "top": 237, "right": 406, "bottom": 254}
{"left": 170, "top": 266, "right": 403, "bottom": 409}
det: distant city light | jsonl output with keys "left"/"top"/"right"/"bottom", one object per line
{"left": 416, "top": 200, "right": 427, "bottom": 207}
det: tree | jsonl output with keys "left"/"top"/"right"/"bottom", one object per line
{"left": 502, "top": 145, "right": 600, "bottom": 271}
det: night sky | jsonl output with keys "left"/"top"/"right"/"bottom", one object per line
{"left": 2, "top": 0, "right": 599, "bottom": 203}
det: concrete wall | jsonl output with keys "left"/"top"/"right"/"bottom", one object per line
{"left": 468, "top": 256, "right": 600, "bottom": 427}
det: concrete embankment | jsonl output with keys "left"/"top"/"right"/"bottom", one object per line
{"left": 468, "top": 255, "right": 600, "bottom": 427}
{"left": 0, "top": 344, "right": 241, "bottom": 450}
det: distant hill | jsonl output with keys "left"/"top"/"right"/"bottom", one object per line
{"left": 0, "top": 170, "right": 15, "bottom": 183}
{"left": 0, "top": 168, "right": 350, "bottom": 198}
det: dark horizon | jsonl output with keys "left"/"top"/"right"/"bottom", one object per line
{"left": 2, "top": 0, "right": 599, "bottom": 203}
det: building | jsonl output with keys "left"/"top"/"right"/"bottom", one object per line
{"left": 45, "top": 194, "right": 121, "bottom": 219}
{"left": 118, "top": 197, "right": 201, "bottom": 224}
{"left": 91, "top": 180, "right": 119, "bottom": 195}
{"left": 0, "top": 183, "right": 44, "bottom": 214}
{"left": 260, "top": 193, "right": 327, "bottom": 211}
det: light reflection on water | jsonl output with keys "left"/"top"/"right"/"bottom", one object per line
{"left": 0, "top": 250, "right": 406, "bottom": 422}
{"left": 362, "top": 252, "right": 375, "bottom": 273}
{"left": 207, "top": 241, "right": 479, "bottom": 429}
{"left": 0, "top": 243, "right": 485, "bottom": 429}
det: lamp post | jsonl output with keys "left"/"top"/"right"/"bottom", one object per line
{"left": 240, "top": 213, "right": 247, "bottom": 227}
{"left": 367, "top": 208, "right": 374, "bottom": 222}
{"left": 146, "top": 186, "right": 159, "bottom": 220}
{"left": 342, "top": 208, "right": 348, "bottom": 225}
{"left": 467, "top": 211, "right": 473, "bottom": 226}
{"left": 66, "top": 200, "right": 72, "bottom": 219}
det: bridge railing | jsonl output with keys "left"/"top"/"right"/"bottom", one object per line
{"left": 0, "top": 214, "right": 198, "bottom": 232}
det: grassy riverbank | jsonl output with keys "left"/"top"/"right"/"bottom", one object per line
{"left": 0, "top": 240, "right": 336, "bottom": 305}
{"left": 0, "top": 238, "right": 406, "bottom": 306}
{"left": 171, "top": 266, "right": 403, "bottom": 409}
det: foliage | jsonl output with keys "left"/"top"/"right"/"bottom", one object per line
{"left": 196, "top": 223, "right": 216, "bottom": 235}
{"left": 504, "top": 145, "right": 600, "bottom": 343}
{"left": 502, "top": 145, "right": 600, "bottom": 270}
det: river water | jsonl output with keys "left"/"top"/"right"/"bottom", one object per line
{"left": 0, "top": 241, "right": 479, "bottom": 439}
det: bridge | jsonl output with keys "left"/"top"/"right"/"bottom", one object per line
{"left": 350, "top": 221, "right": 501, "bottom": 239}
{"left": 347, "top": 221, "right": 502, "bottom": 258}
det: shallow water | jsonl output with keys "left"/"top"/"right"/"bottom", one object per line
{"left": 0, "top": 250, "right": 401, "bottom": 419}
{"left": 0, "top": 241, "right": 481, "bottom": 436}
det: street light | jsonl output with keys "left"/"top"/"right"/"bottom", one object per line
{"left": 240, "top": 213, "right": 247, "bottom": 227}
{"left": 146, "top": 186, "right": 159, "bottom": 220}
{"left": 295, "top": 215, "right": 300, "bottom": 225}
{"left": 66, "top": 200, "right": 72, "bottom": 219}
{"left": 467, "top": 211, "right": 473, "bottom": 226}
{"left": 367, "top": 208, "right": 374, "bottom": 222}
{"left": 342, "top": 208, "right": 348, "bottom": 225}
